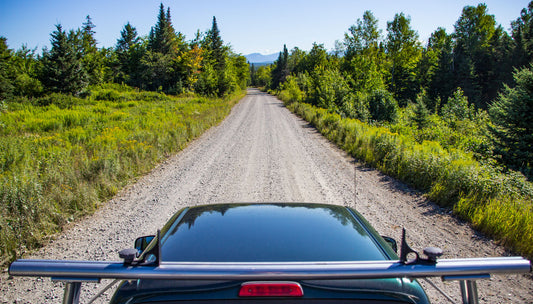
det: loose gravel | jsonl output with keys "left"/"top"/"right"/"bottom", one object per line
{"left": 1, "top": 89, "right": 531, "bottom": 303}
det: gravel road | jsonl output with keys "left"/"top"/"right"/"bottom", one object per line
{"left": 1, "top": 89, "right": 531, "bottom": 303}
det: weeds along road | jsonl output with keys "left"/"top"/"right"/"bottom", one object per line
{"left": 1, "top": 88, "right": 531, "bottom": 303}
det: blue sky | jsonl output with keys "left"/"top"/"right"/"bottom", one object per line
{"left": 0, "top": 0, "right": 530, "bottom": 55}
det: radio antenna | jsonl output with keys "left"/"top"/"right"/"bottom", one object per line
{"left": 354, "top": 160, "right": 357, "bottom": 208}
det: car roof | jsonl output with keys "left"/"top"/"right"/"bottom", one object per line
{"left": 159, "top": 203, "right": 390, "bottom": 262}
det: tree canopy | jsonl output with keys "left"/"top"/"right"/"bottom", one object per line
{"left": 264, "top": 1, "right": 533, "bottom": 176}
{"left": 0, "top": 3, "right": 249, "bottom": 99}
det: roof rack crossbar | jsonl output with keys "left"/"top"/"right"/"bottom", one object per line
{"left": 9, "top": 257, "right": 531, "bottom": 304}
{"left": 9, "top": 257, "right": 530, "bottom": 281}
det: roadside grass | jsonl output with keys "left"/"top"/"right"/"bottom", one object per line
{"left": 0, "top": 84, "right": 244, "bottom": 264}
{"left": 285, "top": 101, "right": 533, "bottom": 260}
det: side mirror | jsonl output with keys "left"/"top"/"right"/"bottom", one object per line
{"left": 381, "top": 236, "right": 398, "bottom": 253}
{"left": 134, "top": 235, "right": 155, "bottom": 253}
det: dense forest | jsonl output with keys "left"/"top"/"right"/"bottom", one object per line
{"left": 254, "top": 2, "right": 533, "bottom": 178}
{"left": 0, "top": 3, "right": 249, "bottom": 99}
{"left": 251, "top": 2, "right": 533, "bottom": 258}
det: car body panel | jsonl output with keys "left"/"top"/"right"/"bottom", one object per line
{"left": 109, "top": 203, "right": 430, "bottom": 304}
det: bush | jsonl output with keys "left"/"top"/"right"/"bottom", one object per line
{"left": 279, "top": 76, "right": 304, "bottom": 103}
{"left": 287, "top": 100, "right": 533, "bottom": 259}
{"left": 368, "top": 89, "right": 399, "bottom": 123}
{"left": 33, "top": 93, "right": 84, "bottom": 109}
{"left": 0, "top": 87, "right": 244, "bottom": 265}
{"left": 93, "top": 89, "right": 122, "bottom": 101}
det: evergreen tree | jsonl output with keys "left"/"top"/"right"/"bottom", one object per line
{"left": 489, "top": 66, "right": 533, "bottom": 173}
{"left": 207, "top": 16, "right": 226, "bottom": 71}
{"left": 81, "top": 15, "right": 97, "bottom": 52}
{"left": 116, "top": 22, "right": 143, "bottom": 86}
{"left": 511, "top": 1, "right": 533, "bottom": 69}
{"left": 140, "top": 50, "right": 172, "bottom": 91}
{"left": 145, "top": 4, "right": 189, "bottom": 93}
{"left": 425, "top": 28, "right": 454, "bottom": 110}
{"left": 41, "top": 24, "right": 87, "bottom": 95}
{"left": 440, "top": 88, "right": 475, "bottom": 122}
{"left": 271, "top": 44, "right": 289, "bottom": 90}
{"left": 0, "top": 37, "right": 14, "bottom": 99}
{"left": 148, "top": 3, "right": 167, "bottom": 53}
{"left": 412, "top": 91, "right": 430, "bottom": 130}
{"left": 81, "top": 15, "right": 104, "bottom": 85}
{"left": 148, "top": 4, "right": 184, "bottom": 55}
{"left": 205, "top": 16, "right": 228, "bottom": 96}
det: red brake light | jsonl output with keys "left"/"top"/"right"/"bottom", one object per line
{"left": 239, "top": 281, "right": 304, "bottom": 297}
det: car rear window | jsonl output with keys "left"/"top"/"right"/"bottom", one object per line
{"left": 160, "top": 204, "right": 388, "bottom": 262}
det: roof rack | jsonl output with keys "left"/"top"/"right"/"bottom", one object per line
{"left": 9, "top": 256, "right": 531, "bottom": 304}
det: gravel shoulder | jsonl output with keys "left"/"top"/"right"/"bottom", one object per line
{"left": 1, "top": 89, "right": 531, "bottom": 303}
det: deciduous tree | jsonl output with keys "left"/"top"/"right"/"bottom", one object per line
{"left": 386, "top": 13, "right": 422, "bottom": 105}
{"left": 343, "top": 11, "right": 387, "bottom": 94}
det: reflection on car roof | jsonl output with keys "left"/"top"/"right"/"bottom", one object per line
{"left": 160, "top": 203, "right": 388, "bottom": 262}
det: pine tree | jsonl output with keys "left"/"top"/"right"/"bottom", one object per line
{"left": 148, "top": 4, "right": 180, "bottom": 55}
{"left": 489, "top": 66, "right": 533, "bottom": 173}
{"left": 148, "top": 3, "right": 166, "bottom": 53}
{"left": 412, "top": 91, "right": 430, "bottom": 130}
{"left": 271, "top": 44, "right": 289, "bottom": 90}
{"left": 81, "top": 15, "right": 103, "bottom": 85}
{"left": 206, "top": 16, "right": 228, "bottom": 96}
{"left": 0, "top": 37, "right": 14, "bottom": 99}
{"left": 117, "top": 22, "right": 140, "bottom": 52}
{"left": 41, "top": 24, "right": 87, "bottom": 95}
{"left": 116, "top": 22, "right": 143, "bottom": 86}
{"left": 82, "top": 15, "right": 97, "bottom": 52}
{"left": 511, "top": 2, "right": 533, "bottom": 69}
{"left": 208, "top": 16, "right": 225, "bottom": 71}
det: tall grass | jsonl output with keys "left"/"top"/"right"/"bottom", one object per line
{"left": 0, "top": 84, "right": 244, "bottom": 264}
{"left": 287, "top": 101, "right": 533, "bottom": 259}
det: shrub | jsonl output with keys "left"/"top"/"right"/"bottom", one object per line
{"left": 0, "top": 87, "right": 244, "bottom": 265}
{"left": 286, "top": 100, "right": 533, "bottom": 259}
{"left": 279, "top": 76, "right": 304, "bottom": 103}
{"left": 368, "top": 89, "right": 399, "bottom": 123}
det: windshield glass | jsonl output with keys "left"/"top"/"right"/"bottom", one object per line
{"left": 161, "top": 204, "right": 388, "bottom": 262}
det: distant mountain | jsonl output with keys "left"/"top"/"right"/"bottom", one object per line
{"left": 245, "top": 53, "right": 278, "bottom": 64}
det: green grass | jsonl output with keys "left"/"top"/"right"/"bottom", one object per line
{"left": 286, "top": 101, "right": 533, "bottom": 260}
{"left": 0, "top": 84, "right": 244, "bottom": 264}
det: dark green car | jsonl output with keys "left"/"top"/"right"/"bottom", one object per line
{"left": 109, "top": 203, "right": 430, "bottom": 304}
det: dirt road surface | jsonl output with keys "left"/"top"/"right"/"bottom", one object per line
{"left": 1, "top": 89, "right": 531, "bottom": 303}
